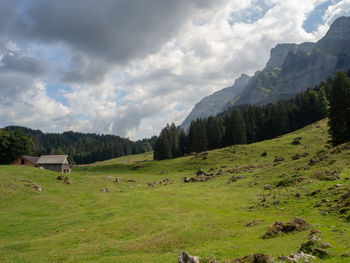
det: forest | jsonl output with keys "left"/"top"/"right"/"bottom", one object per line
{"left": 0, "top": 127, "right": 156, "bottom": 164}
{"left": 154, "top": 70, "right": 350, "bottom": 160}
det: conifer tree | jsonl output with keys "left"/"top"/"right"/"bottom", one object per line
{"left": 327, "top": 71, "right": 350, "bottom": 146}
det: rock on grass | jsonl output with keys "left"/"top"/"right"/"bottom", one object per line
{"left": 262, "top": 218, "right": 310, "bottom": 239}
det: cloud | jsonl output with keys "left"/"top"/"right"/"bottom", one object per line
{"left": 0, "top": 53, "right": 48, "bottom": 76}
{"left": 1, "top": 0, "right": 349, "bottom": 139}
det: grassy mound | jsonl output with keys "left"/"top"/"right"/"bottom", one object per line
{"left": 0, "top": 119, "right": 349, "bottom": 262}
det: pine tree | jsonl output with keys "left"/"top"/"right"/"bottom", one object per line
{"left": 327, "top": 71, "right": 350, "bottom": 146}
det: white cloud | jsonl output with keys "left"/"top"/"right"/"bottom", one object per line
{"left": 0, "top": 0, "right": 349, "bottom": 139}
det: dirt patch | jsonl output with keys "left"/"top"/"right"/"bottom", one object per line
{"left": 233, "top": 253, "right": 274, "bottom": 263}
{"left": 333, "top": 191, "right": 350, "bottom": 221}
{"left": 313, "top": 170, "right": 340, "bottom": 181}
{"left": 262, "top": 218, "right": 310, "bottom": 239}
{"left": 276, "top": 177, "right": 304, "bottom": 187}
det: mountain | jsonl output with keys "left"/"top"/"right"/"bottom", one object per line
{"left": 181, "top": 16, "right": 350, "bottom": 128}
{"left": 180, "top": 73, "right": 250, "bottom": 130}
{"left": 229, "top": 16, "right": 350, "bottom": 107}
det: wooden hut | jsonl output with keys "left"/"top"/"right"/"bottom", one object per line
{"left": 36, "top": 155, "right": 72, "bottom": 173}
{"left": 11, "top": 156, "right": 39, "bottom": 167}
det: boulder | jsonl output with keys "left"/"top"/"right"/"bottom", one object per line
{"left": 178, "top": 251, "right": 200, "bottom": 263}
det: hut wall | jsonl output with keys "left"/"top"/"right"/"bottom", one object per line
{"left": 11, "top": 158, "right": 37, "bottom": 167}
{"left": 40, "top": 164, "right": 63, "bottom": 173}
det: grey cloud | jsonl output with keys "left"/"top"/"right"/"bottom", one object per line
{"left": 0, "top": 54, "right": 48, "bottom": 76}
{"left": 6, "top": 0, "right": 226, "bottom": 84}
{"left": 19, "top": 0, "right": 220, "bottom": 63}
{"left": 112, "top": 101, "right": 165, "bottom": 136}
{"left": 0, "top": 72, "right": 35, "bottom": 104}
{"left": 60, "top": 55, "right": 109, "bottom": 84}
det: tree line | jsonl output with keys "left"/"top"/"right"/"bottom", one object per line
{"left": 154, "top": 70, "right": 350, "bottom": 160}
{"left": 0, "top": 126, "right": 156, "bottom": 164}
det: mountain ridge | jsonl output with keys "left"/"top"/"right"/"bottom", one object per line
{"left": 181, "top": 16, "right": 350, "bottom": 129}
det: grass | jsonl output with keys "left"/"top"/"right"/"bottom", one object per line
{"left": 0, "top": 119, "right": 349, "bottom": 262}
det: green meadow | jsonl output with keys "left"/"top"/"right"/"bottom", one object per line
{"left": 0, "top": 119, "right": 349, "bottom": 262}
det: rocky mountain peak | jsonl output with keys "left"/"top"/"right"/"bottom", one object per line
{"left": 317, "top": 16, "right": 350, "bottom": 56}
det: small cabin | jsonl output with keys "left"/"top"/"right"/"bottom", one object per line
{"left": 36, "top": 155, "right": 72, "bottom": 173}
{"left": 11, "top": 155, "right": 39, "bottom": 167}
{"left": 12, "top": 155, "right": 72, "bottom": 173}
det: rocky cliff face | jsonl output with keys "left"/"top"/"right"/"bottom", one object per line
{"left": 181, "top": 16, "right": 350, "bottom": 129}
{"left": 232, "top": 16, "right": 350, "bottom": 106}
{"left": 180, "top": 74, "right": 250, "bottom": 130}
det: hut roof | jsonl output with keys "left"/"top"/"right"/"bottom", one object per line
{"left": 22, "top": 155, "right": 40, "bottom": 164}
{"left": 37, "top": 155, "right": 70, "bottom": 165}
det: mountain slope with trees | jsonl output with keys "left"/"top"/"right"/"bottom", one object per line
{"left": 154, "top": 70, "right": 350, "bottom": 160}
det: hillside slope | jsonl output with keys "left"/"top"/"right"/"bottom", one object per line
{"left": 0, "top": 119, "right": 349, "bottom": 262}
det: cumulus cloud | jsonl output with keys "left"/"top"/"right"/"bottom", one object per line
{"left": 0, "top": 0, "right": 349, "bottom": 139}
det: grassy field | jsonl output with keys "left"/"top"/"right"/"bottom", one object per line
{"left": 0, "top": 119, "right": 349, "bottom": 262}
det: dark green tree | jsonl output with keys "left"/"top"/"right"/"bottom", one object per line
{"left": 327, "top": 71, "right": 350, "bottom": 146}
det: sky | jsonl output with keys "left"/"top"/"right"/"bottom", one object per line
{"left": 0, "top": 0, "right": 350, "bottom": 140}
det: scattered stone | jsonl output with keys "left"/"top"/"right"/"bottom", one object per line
{"left": 308, "top": 159, "right": 319, "bottom": 166}
{"left": 178, "top": 251, "right": 200, "bottom": 263}
{"left": 227, "top": 175, "right": 245, "bottom": 184}
{"left": 233, "top": 253, "right": 274, "bottom": 263}
{"left": 278, "top": 252, "right": 315, "bottom": 262}
{"left": 309, "top": 189, "right": 321, "bottom": 196}
{"left": 147, "top": 183, "right": 154, "bottom": 187}
{"left": 264, "top": 184, "right": 271, "bottom": 190}
{"left": 105, "top": 175, "right": 113, "bottom": 179}
{"left": 290, "top": 154, "right": 301, "bottom": 160}
{"left": 274, "top": 157, "right": 285, "bottom": 163}
{"left": 196, "top": 169, "right": 206, "bottom": 176}
{"left": 184, "top": 177, "right": 192, "bottom": 183}
{"left": 299, "top": 230, "right": 331, "bottom": 259}
{"left": 24, "top": 182, "right": 42, "bottom": 192}
{"left": 319, "top": 243, "right": 332, "bottom": 249}
{"left": 273, "top": 200, "right": 280, "bottom": 205}
{"left": 292, "top": 137, "right": 302, "bottom": 145}
{"left": 114, "top": 177, "right": 120, "bottom": 183}
{"left": 335, "top": 184, "right": 342, "bottom": 187}
{"left": 262, "top": 218, "right": 310, "bottom": 239}
{"left": 32, "top": 183, "right": 42, "bottom": 192}
{"left": 101, "top": 187, "right": 110, "bottom": 192}
{"left": 322, "top": 199, "right": 329, "bottom": 203}
{"left": 57, "top": 175, "right": 65, "bottom": 180}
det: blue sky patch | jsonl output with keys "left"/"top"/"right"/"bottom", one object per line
{"left": 303, "top": 0, "right": 341, "bottom": 32}
{"left": 229, "top": 1, "right": 273, "bottom": 25}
